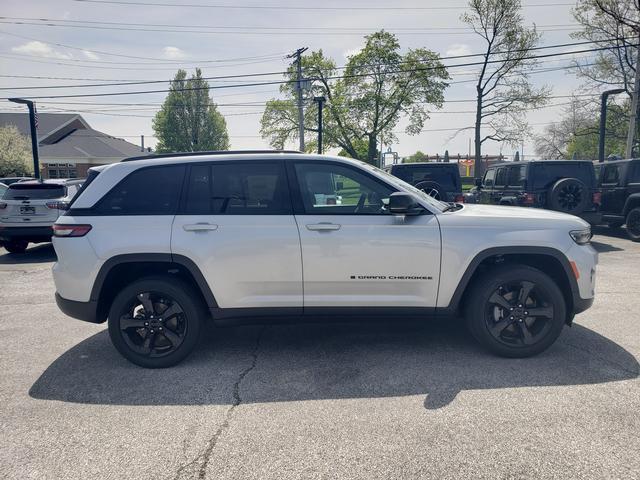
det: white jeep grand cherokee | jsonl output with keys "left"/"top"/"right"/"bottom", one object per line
{"left": 52, "top": 152, "right": 597, "bottom": 368}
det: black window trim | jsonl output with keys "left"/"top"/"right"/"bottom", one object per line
{"left": 177, "top": 159, "right": 294, "bottom": 216}
{"left": 286, "top": 159, "right": 402, "bottom": 216}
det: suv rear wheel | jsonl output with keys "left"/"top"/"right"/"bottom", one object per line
{"left": 626, "top": 207, "right": 640, "bottom": 242}
{"left": 465, "top": 265, "right": 566, "bottom": 358}
{"left": 107, "top": 277, "right": 204, "bottom": 368}
{"left": 3, "top": 240, "right": 28, "bottom": 254}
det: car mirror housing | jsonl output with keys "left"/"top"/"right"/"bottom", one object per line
{"left": 389, "top": 192, "right": 425, "bottom": 216}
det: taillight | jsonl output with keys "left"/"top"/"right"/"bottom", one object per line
{"left": 46, "top": 201, "right": 69, "bottom": 210}
{"left": 52, "top": 224, "right": 92, "bottom": 237}
{"left": 454, "top": 194, "right": 464, "bottom": 203}
{"left": 522, "top": 193, "right": 536, "bottom": 205}
{"left": 0, "top": 202, "right": 6, "bottom": 209}
{"left": 592, "top": 192, "right": 601, "bottom": 206}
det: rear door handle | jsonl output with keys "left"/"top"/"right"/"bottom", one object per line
{"left": 183, "top": 223, "right": 218, "bottom": 232}
{"left": 306, "top": 222, "right": 341, "bottom": 231}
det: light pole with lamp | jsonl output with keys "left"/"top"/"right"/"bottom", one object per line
{"left": 8, "top": 98, "right": 40, "bottom": 179}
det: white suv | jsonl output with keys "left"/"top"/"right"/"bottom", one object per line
{"left": 52, "top": 152, "right": 597, "bottom": 368}
{"left": 0, "top": 179, "right": 83, "bottom": 253}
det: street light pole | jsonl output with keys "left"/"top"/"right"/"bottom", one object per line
{"left": 598, "top": 89, "right": 625, "bottom": 163}
{"left": 9, "top": 98, "right": 40, "bottom": 179}
{"left": 313, "top": 96, "right": 326, "bottom": 154}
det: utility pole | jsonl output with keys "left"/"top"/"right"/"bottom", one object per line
{"left": 599, "top": 89, "right": 625, "bottom": 162}
{"left": 8, "top": 98, "right": 40, "bottom": 179}
{"left": 140, "top": 135, "right": 145, "bottom": 152}
{"left": 287, "top": 47, "right": 308, "bottom": 152}
{"left": 626, "top": 35, "right": 640, "bottom": 159}
{"left": 313, "top": 96, "right": 326, "bottom": 154}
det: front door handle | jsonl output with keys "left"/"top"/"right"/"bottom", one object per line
{"left": 183, "top": 223, "right": 218, "bottom": 232}
{"left": 306, "top": 222, "right": 341, "bottom": 231}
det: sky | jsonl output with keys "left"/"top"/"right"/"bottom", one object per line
{"left": 0, "top": 0, "right": 589, "bottom": 161}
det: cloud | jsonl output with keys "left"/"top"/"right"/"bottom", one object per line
{"left": 163, "top": 46, "right": 185, "bottom": 59}
{"left": 82, "top": 50, "right": 100, "bottom": 60}
{"left": 445, "top": 43, "right": 472, "bottom": 57}
{"left": 12, "top": 41, "right": 72, "bottom": 60}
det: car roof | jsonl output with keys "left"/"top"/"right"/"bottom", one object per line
{"left": 11, "top": 178, "right": 84, "bottom": 187}
{"left": 487, "top": 160, "right": 595, "bottom": 169}
{"left": 121, "top": 149, "right": 303, "bottom": 162}
{"left": 392, "top": 162, "right": 458, "bottom": 167}
{"left": 596, "top": 158, "right": 640, "bottom": 166}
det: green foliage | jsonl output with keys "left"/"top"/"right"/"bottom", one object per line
{"left": 0, "top": 125, "right": 33, "bottom": 176}
{"left": 403, "top": 151, "right": 429, "bottom": 163}
{"left": 261, "top": 30, "right": 449, "bottom": 164}
{"left": 153, "top": 69, "right": 230, "bottom": 153}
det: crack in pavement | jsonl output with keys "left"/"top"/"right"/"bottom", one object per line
{"left": 170, "top": 326, "right": 266, "bottom": 480}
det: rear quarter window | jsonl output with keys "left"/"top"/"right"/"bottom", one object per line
{"left": 392, "top": 166, "right": 460, "bottom": 189}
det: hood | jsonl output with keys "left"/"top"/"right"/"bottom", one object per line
{"left": 445, "top": 204, "right": 589, "bottom": 229}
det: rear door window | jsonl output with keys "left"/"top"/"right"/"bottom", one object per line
{"left": 4, "top": 184, "right": 66, "bottom": 200}
{"left": 494, "top": 168, "right": 507, "bottom": 187}
{"left": 97, "top": 165, "right": 185, "bottom": 215}
{"left": 627, "top": 163, "right": 640, "bottom": 184}
{"left": 183, "top": 161, "right": 291, "bottom": 215}
{"left": 507, "top": 166, "right": 526, "bottom": 187}
{"left": 601, "top": 165, "right": 620, "bottom": 185}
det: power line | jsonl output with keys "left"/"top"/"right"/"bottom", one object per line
{"left": 0, "top": 38, "right": 616, "bottom": 91}
{"left": 71, "top": 0, "right": 574, "bottom": 11}
{"left": 1, "top": 44, "right": 628, "bottom": 100}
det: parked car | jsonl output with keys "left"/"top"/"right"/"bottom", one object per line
{"left": 0, "top": 178, "right": 84, "bottom": 253}
{"left": 466, "top": 160, "right": 602, "bottom": 225}
{"left": 52, "top": 151, "right": 597, "bottom": 368}
{"left": 383, "top": 162, "right": 464, "bottom": 202}
{"left": 597, "top": 158, "right": 640, "bottom": 241}
{"left": 0, "top": 182, "right": 7, "bottom": 198}
{"left": 0, "top": 177, "right": 34, "bottom": 185}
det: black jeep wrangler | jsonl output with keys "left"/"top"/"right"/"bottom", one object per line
{"left": 384, "top": 162, "right": 463, "bottom": 202}
{"left": 467, "top": 160, "right": 602, "bottom": 225}
{"left": 597, "top": 158, "right": 640, "bottom": 241}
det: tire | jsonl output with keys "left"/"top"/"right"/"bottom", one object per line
{"left": 3, "top": 240, "right": 28, "bottom": 254}
{"left": 464, "top": 264, "right": 566, "bottom": 358}
{"left": 414, "top": 181, "right": 443, "bottom": 200}
{"left": 107, "top": 276, "right": 204, "bottom": 368}
{"left": 547, "top": 178, "right": 589, "bottom": 214}
{"left": 626, "top": 207, "right": 640, "bottom": 242}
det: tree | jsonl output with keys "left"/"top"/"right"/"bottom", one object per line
{"left": 534, "top": 97, "right": 629, "bottom": 159}
{"left": 0, "top": 125, "right": 33, "bottom": 176}
{"left": 153, "top": 69, "right": 229, "bottom": 153}
{"left": 260, "top": 31, "right": 449, "bottom": 165}
{"left": 462, "top": 0, "right": 550, "bottom": 177}
{"left": 404, "top": 151, "right": 429, "bottom": 163}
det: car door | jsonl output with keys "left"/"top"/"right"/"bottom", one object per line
{"left": 289, "top": 160, "right": 441, "bottom": 309}
{"left": 600, "top": 164, "right": 623, "bottom": 215}
{"left": 492, "top": 167, "right": 507, "bottom": 204}
{"left": 171, "top": 160, "right": 303, "bottom": 313}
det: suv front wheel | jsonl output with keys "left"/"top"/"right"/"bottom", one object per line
{"left": 465, "top": 265, "right": 566, "bottom": 358}
{"left": 626, "top": 207, "right": 640, "bottom": 242}
{"left": 107, "top": 277, "right": 204, "bottom": 368}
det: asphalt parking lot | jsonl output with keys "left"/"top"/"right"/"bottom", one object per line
{"left": 0, "top": 228, "right": 638, "bottom": 480}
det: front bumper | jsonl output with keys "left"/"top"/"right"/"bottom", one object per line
{"left": 55, "top": 293, "right": 102, "bottom": 324}
{"left": 0, "top": 225, "right": 53, "bottom": 243}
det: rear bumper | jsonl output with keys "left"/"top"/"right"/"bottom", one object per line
{"left": 55, "top": 292, "right": 102, "bottom": 324}
{"left": 0, "top": 225, "right": 53, "bottom": 243}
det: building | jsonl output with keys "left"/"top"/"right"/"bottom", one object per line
{"left": 0, "top": 112, "right": 148, "bottom": 179}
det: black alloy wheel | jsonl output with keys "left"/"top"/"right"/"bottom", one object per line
{"left": 119, "top": 291, "right": 187, "bottom": 357}
{"left": 556, "top": 183, "right": 584, "bottom": 212}
{"left": 465, "top": 265, "right": 566, "bottom": 358}
{"left": 626, "top": 207, "right": 640, "bottom": 242}
{"left": 484, "top": 280, "right": 553, "bottom": 347}
{"left": 108, "top": 277, "right": 203, "bottom": 368}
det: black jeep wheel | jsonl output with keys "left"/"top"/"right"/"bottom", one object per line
{"left": 547, "top": 178, "right": 589, "bottom": 214}
{"left": 465, "top": 265, "right": 566, "bottom": 358}
{"left": 3, "top": 240, "right": 28, "bottom": 254}
{"left": 108, "top": 277, "right": 204, "bottom": 368}
{"left": 626, "top": 207, "right": 640, "bottom": 242}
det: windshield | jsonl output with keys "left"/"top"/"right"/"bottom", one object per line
{"left": 3, "top": 183, "right": 66, "bottom": 200}
{"left": 361, "top": 162, "right": 450, "bottom": 212}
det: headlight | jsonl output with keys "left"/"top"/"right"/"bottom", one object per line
{"left": 570, "top": 228, "right": 592, "bottom": 245}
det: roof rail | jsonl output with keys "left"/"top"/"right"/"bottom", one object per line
{"left": 121, "top": 150, "right": 304, "bottom": 162}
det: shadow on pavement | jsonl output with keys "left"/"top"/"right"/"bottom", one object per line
{"left": 29, "top": 320, "right": 639, "bottom": 409}
{"left": 592, "top": 225, "right": 629, "bottom": 241}
{"left": 0, "top": 243, "right": 56, "bottom": 264}
{"left": 591, "top": 240, "right": 624, "bottom": 253}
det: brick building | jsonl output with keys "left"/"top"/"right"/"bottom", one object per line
{"left": 0, "top": 112, "right": 148, "bottom": 178}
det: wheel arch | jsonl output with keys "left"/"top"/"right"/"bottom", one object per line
{"left": 623, "top": 194, "right": 640, "bottom": 217}
{"left": 90, "top": 253, "right": 217, "bottom": 323}
{"left": 446, "top": 246, "right": 580, "bottom": 324}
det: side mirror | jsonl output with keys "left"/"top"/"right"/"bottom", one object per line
{"left": 474, "top": 178, "right": 482, "bottom": 188}
{"left": 389, "top": 192, "right": 425, "bottom": 216}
